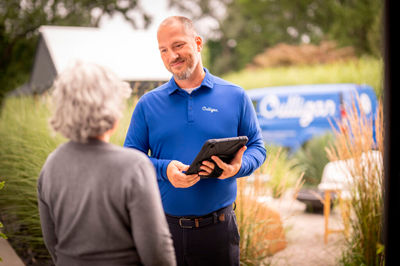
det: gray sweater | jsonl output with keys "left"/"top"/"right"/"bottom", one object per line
{"left": 37, "top": 139, "right": 176, "bottom": 266}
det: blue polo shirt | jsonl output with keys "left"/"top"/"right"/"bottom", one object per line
{"left": 124, "top": 69, "right": 266, "bottom": 216}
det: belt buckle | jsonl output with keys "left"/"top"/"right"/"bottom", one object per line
{"left": 179, "top": 218, "right": 193, "bottom": 229}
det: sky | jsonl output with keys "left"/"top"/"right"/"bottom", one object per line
{"left": 99, "top": 0, "right": 179, "bottom": 35}
{"left": 98, "top": 0, "right": 219, "bottom": 39}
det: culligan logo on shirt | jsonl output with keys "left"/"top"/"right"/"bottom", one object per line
{"left": 259, "top": 94, "right": 336, "bottom": 127}
{"left": 202, "top": 106, "right": 219, "bottom": 113}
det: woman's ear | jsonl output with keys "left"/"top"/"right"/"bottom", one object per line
{"left": 110, "top": 119, "right": 120, "bottom": 135}
{"left": 95, "top": 119, "right": 119, "bottom": 143}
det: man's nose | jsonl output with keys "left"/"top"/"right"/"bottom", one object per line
{"left": 169, "top": 51, "right": 179, "bottom": 61}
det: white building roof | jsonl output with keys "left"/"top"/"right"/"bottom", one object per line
{"left": 39, "top": 25, "right": 171, "bottom": 81}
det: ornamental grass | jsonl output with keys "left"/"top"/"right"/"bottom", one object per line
{"left": 236, "top": 147, "right": 304, "bottom": 265}
{"left": 326, "top": 98, "right": 384, "bottom": 266}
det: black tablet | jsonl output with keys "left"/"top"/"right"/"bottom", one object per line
{"left": 185, "top": 136, "right": 248, "bottom": 178}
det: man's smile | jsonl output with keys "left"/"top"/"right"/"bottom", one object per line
{"left": 170, "top": 58, "right": 185, "bottom": 68}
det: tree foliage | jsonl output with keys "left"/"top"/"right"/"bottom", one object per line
{"left": 0, "top": 0, "right": 150, "bottom": 104}
{"left": 170, "top": 0, "right": 383, "bottom": 75}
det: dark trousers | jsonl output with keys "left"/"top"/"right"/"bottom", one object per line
{"left": 165, "top": 205, "right": 240, "bottom": 266}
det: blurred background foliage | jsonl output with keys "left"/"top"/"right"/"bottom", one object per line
{"left": 170, "top": 0, "right": 382, "bottom": 75}
{"left": 293, "top": 133, "right": 334, "bottom": 188}
{"left": 0, "top": 0, "right": 151, "bottom": 104}
{"left": 1, "top": 0, "right": 383, "bottom": 103}
{"left": 223, "top": 57, "right": 383, "bottom": 98}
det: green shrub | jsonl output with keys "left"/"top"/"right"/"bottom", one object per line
{"left": 0, "top": 97, "right": 63, "bottom": 264}
{"left": 0, "top": 180, "right": 6, "bottom": 239}
{"left": 0, "top": 96, "right": 133, "bottom": 265}
{"left": 0, "top": 180, "right": 6, "bottom": 262}
{"left": 258, "top": 145, "right": 303, "bottom": 198}
{"left": 293, "top": 133, "right": 334, "bottom": 188}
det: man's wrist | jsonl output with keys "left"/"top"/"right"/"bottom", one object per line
{"left": 162, "top": 159, "right": 173, "bottom": 181}
{"left": 232, "top": 161, "right": 245, "bottom": 178}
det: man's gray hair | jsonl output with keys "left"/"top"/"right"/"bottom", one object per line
{"left": 49, "top": 61, "right": 131, "bottom": 143}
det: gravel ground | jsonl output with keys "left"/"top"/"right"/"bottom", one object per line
{"left": 261, "top": 191, "right": 347, "bottom": 266}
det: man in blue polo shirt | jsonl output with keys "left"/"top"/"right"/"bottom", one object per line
{"left": 124, "top": 16, "right": 266, "bottom": 265}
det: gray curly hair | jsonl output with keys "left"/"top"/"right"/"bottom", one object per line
{"left": 50, "top": 61, "right": 131, "bottom": 143}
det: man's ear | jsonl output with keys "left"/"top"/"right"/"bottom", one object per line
{"left": 195, "top": 36, "right": 203, "bottom": 52}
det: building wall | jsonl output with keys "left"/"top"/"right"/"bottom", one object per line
{"left": 29, "top": 35, "right": 57, "bottom": 94}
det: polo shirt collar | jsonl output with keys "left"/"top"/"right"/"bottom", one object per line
{"left": 167, "top": 68, "right": 214, "bottom": 95}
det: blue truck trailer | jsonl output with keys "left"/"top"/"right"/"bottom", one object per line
{"left": 246, "top": 83, "right": 378, "bottom": 152}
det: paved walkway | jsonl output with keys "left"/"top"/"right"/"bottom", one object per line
{"left": 0, "top": 238, "right": 25, "bottom": 266}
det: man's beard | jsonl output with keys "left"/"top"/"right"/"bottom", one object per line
{"left": 170, "top": 55, "right": 196, "bottom": 80}
{"left": 174, "top": 67, "right": 194, "bottom": 80}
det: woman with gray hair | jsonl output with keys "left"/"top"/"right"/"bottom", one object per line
{"left": 37, "top": 61, "right": 176, "bottom": 266}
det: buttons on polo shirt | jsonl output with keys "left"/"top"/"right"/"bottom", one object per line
{"left": 188, "top": 95, "right": 194, "bottom": 123}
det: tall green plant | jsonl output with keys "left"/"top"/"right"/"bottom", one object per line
{"left": 293, "top": 133, "right": 334, "bottom": 187}
{"left": 0, "top": 180, "right": 7, "bottom": 262}
{"left": 260, "top": 146, "right": 303, "bottom": 198}
{"left": 326, "top": 101, "right": 384, "bottom": 265}
{"left": 0, "top": 95, "right": 135, "bottom": 264}
{"left": 0, "top": 97, "right": 63, "bottom": 264}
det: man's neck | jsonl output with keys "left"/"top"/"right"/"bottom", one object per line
{"left": 175, "top": 65, "right": 205, "bottom": 89}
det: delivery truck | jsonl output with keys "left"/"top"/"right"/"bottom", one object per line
{"left": 246, "top": 83, "right": 378, "bottom": 152}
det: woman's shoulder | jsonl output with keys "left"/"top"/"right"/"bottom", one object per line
{"left": 106, "top": 143, "right": 152, "bottom": 167}
{"left": 106, "top": 144, "right": 156, "bottom": 187}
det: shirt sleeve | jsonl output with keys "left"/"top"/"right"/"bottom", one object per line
{"left": 127, "top": 157, "right": 176, "bottom": 266}
{"left": 234, "top": 90, "right": 267, "bottom": 178}
{"left": 124, "top": 99, "right": 171, "bottom": 181}
{"left": 37, "top": 174, "right": 58, "bottom": 264}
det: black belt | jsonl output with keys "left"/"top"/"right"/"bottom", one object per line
{"left": 166, "top": 204, "right": 233, "bottom": 229}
